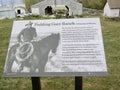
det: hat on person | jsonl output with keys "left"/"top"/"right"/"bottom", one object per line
{"left": 25, "top": 21, "right": 33, "bottom": 26}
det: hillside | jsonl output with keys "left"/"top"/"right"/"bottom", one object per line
{"left": 25, "top": 0, "right": 106, "bottom": 11}
{"left": 25, "top": 0, "right": 43, "bottom": 11}
{"left": 77, "top": 0, "right": 106, "bottom": 10}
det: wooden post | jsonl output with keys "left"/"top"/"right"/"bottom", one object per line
{"left": 75, "top": 76, "right": 83, "bottom": 90}
{"left": 31, "top": 77, "right": 41, "bottom": 90}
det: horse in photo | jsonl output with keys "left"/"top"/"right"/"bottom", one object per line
{"left": 5, "top": 33, "right": 60, "bottom": 73}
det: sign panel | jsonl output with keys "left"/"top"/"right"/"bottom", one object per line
{"left": 3, "top": 18, "right": 107, "bottom": 76}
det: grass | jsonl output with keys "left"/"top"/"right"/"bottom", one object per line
{"left": 0, "top": 16, "right": 120, "bottom": 90}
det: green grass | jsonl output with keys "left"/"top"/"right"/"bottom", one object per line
{"left": 0, "top": 16, "right": 120, "bottom": 90}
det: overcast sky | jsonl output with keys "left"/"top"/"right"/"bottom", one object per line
{"left": 0, "top": 0, "right": 24, "bottom": 5}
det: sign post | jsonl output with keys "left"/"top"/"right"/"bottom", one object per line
{"left": 31, "top": 76, "right": 83, "bottom": 90}
{"left": 31, "top": 77, "right": 41, "bottom": 90}
{"left": 3, "top": 18, "right": 107, "bottom": 90}
{"left": 75, "top": 76, "right": 83, "bottom": 90}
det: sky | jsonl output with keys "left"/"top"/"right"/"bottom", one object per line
{"left": 0, "top": 0, "right": 24, "bottom": 6}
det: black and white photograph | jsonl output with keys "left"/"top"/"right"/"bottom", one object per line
{"left": 4, "top": 20, "right": 63, "bottom": 76}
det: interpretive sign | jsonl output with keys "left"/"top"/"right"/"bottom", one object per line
{"left": 3, "top": 18, "right": 107, "bottom": 76}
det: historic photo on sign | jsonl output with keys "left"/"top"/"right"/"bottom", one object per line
{"left": 4, "top": 18, "right": 107, "bottom": 76}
